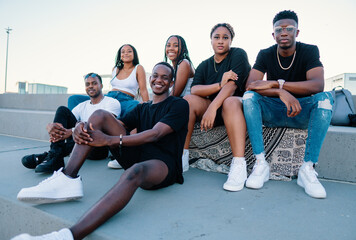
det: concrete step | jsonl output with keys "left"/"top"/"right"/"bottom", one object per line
{"left": 1, "top": 135, "right": 356, "bottom": 240}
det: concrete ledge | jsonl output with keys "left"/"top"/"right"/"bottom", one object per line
{"left": 0, "top": 108, "right": 55, "bottom": 140}
{"left": 0, "top": 94, "right": 70, "bottom": 111}
{"left": 318, "top": 126, "right": 356, "bottom": 182}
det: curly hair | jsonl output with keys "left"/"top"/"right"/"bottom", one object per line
{"left": 154, "top": 62, "right": 175, "bottom": 81}
{"left": 273, "top": 10, "right": 298, "bottom": 25}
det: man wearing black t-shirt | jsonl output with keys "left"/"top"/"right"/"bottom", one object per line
{"left": 14, "top": 62, "right": 189, "bottom": 240}
{"left": 242, "top": 10, "right": 333, "bottom": 199}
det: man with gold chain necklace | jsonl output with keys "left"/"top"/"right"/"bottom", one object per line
{"left": 242, "top": 10, "right": 333, "bottom": 198}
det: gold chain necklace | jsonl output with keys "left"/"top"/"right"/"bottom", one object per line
{"left": 213, "top": 57, "right": 218, "bottom": 72}
{"left": 277, "top": 47, "right": 296, "bottom": 70}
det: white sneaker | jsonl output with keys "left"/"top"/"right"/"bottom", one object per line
{"left": 182, "top": 149, "right": 189, "bottom": 172}
{"left": 107, "top": 160, "right": 123, "bottom": 169}
{"left": 223, "top": 159, "right": 247, "bottom": 192}
{"left": 297, "top": 161, "right": 326, "bottom": 199}
{"left": 11, "top": 228, "right": 74, "bottom": 240}
{"left": 17, "top": 168, "right": 83, "bottom": 204}
{"left": 246, "top": 160, "right": 270, "bottom": 189}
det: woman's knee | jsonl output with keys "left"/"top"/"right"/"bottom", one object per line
{"left": 223, "top": 97, "right": 242, "bottom": 110}
{"left": 183, "top": 95, "right": 209, "bottom": 114}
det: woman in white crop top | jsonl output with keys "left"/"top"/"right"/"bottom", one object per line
{"left": 107, "top": 44, "right": 149, "bottom": 117}
{"left": 164, "top": 35, "right": 195, "bottom": 97}
{"left": 68, "top": 44, "right": 149, "bottom": 118}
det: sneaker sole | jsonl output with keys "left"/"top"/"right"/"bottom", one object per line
{"left": 223, "top": 182, "right": 244, "bottom": 192}
{"left": 297, "top": 177, "right": 326, "bottom": 199}
{"left": 245, "top": 174, "right": 269, "bottom": 189}
{"left": 107, "top": 162, "right": 123, "bottom": 169}
{"left": 17, "top": 196, "right": 82, "bottom": 204}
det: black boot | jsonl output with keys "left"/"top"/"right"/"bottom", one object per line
{"left": 35, "top": 151, "right": 64, "bottom": 173}
{"left": 21, "top": 152, "right": 48, "bottom": 169}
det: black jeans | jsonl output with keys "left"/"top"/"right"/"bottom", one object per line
{"left": 50, "top": 106, "right": 108, "bottom": 160}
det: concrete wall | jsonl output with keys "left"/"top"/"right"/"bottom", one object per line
{"left": 317, "top": 126, "right": 356, "bottom": 182}
{"left": 0, "top": 94, "right": 71, "bottom": 140}
{"left": 0, "top": 94, "right": 70, "bottom": 111}
{"left": 0, "top": 93, "right": 356, "bottom": 182}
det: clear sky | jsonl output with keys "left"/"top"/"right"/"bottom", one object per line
{"left": 0, "top": 0, "right": 355, "bottom": 94}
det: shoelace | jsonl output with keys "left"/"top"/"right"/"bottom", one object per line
{"left": 38, "top": 169, "right": 62, "bottom": 185}
{"left": 228, "top": 162, "right": 244, "bottom": 178}
{"left": 252, "top": 161, "right": 266, "bottom": 175}
{"left": 305, "top": 165, "right": 319, "bottom": 183}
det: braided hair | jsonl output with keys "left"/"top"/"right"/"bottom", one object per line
{"left": 164, "top": 35, "right": 193, "bottom": 77}
{"left": 210, "top": 23, "right": 235, "bottom": 40}
{"left": 164, "top": 35, "right": 193, "bottom": 95}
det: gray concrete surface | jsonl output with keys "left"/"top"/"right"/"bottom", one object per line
{"left": 0, "top": 94, "right": 70, "bottom": 111}
{"left": 1, "top": 134, "right": 356, "bottom": 240}
{"left": 0, "top": 94, "right": 70, "bottom": 140}
{"left": 318, "top": 126, "right": 356, "bottom": 182}
{"left": 0, "top": 108, "right": 55, "bottom": 140}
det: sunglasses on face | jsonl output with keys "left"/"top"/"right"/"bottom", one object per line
{"left": 274, "top": 25, "right": 296, "bottom": 35}
{"left": 84, "top": 73, "right": 98, "bottom": 79}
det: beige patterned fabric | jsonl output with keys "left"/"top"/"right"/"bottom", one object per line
{"left": 189, "top": 123, "right": 307, "bottom": 180}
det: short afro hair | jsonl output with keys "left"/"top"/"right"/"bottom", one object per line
{"left": 273, "top": 10, "right": 298, "bottom": 25}
{"left": 154, "top": 62, "right": 174, "bottom": 81}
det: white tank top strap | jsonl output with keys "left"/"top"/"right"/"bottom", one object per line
{"left": 110, "top": 65, "right": 140, "bottom": 96}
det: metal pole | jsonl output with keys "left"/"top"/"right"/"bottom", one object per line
{"left": 5, "top": 27, "right": 12, "bottom": 93}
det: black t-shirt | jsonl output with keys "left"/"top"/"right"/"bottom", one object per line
{"left": 192, "top": 47, "right": 251, "bottom": 100}
{"left": 253, "top": 42, "right": 323, "bottom": 83}
{"left": 120, "top": 96, "right": 189, "bottom": 184}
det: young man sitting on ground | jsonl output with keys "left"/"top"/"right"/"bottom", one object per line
{"left": 13, "top": 62, "right": 189, "bottom": 240}
{"left": 21, "top": 73, "right": 121, "bottom": 173}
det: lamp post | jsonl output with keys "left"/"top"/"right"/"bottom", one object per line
{"left": 5, "top": 27, "right": 12, "bottom": 93}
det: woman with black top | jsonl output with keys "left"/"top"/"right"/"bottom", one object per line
{"left": 183, "top": 23, "right": 251, "bottom": 192}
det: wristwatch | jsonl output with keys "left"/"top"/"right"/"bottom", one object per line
{"left": 277, "top": 79, "right": 285, "bottom": 89}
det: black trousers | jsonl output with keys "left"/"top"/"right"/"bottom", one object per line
{"left": 50, "top": 106, "right": 108, "bottom": 160}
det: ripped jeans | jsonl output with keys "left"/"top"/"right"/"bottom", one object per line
{"left": 242, "top": 91, "right": 333, "bottom": 163}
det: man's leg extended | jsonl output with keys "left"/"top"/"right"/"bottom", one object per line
{"left": 70, "top": 159, "right": 169, "bottom": 240}
{"left": 17, "top": 110, "right": 126, "bottom": 203}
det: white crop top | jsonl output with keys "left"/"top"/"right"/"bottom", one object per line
{"left": 110, "top": 65, "right": 139, "bottom": 96}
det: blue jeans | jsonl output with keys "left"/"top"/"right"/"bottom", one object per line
{"left": 67, "top": 91, "right": 139, "bottom": 118}
{"left": 106, "top": 91, "right": 139, "bottom": 118}
{"left": 68, "top": 95, "right": 90, "bottom": 111}
{"left": 242, "top": 91, "right": 333, "bottom": 163}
